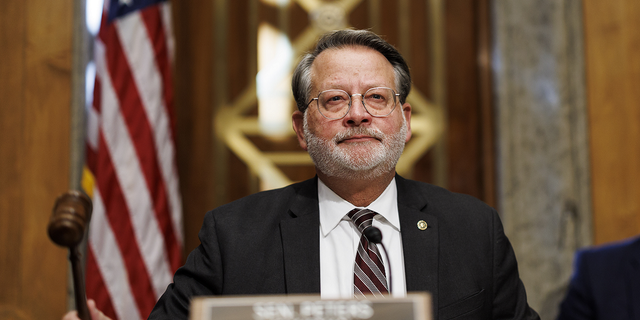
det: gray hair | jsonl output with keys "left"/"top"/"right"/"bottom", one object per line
{"left": 291, "top": 29, "right": 412, "bottom": 113}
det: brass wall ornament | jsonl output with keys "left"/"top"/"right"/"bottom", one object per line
{"left": 214, "top": 0, "right": 445, "bottom": 193}
{"left": 310, "top": 3, "right": 347, "bottom": 32}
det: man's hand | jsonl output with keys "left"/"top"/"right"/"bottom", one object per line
{"left": 62, "top": 299, "right": 112, "bottom": 320}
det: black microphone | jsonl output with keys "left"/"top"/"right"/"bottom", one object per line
{"left": 363, "top": 226, "right": 392, "bottom": 296}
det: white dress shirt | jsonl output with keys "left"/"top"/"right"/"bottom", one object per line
{"left": 318, "top": 177, "right": 407, "bottom": 298}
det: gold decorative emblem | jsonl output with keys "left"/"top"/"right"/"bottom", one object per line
{"left": 310, "top": 3, "right": 347, "bottom": 32}
{"left": 417, "top": 220, "right": 428, "bottom": 230}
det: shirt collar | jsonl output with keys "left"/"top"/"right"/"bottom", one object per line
{"left": 318, "top": 177, "right": 400, "bottom": 237}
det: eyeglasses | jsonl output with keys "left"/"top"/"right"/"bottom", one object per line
{"left": 307, "top": 87, "right": 400, "bottom": 120}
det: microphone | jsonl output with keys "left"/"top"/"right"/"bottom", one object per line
{"left": 363, "top": 226, "right": 392, "bottom": 296}
{"left": 363, "top": 226, "right": 382, "bottom": 243}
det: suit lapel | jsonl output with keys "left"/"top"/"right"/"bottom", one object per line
{"left": 278, "top": 176, "right": 440, "bottom": 297}
{"left": 396, "top": 176, "right": 439, "bottom": 309}
{"left": 280, "top": 178, "right": 321, "bottom": 294}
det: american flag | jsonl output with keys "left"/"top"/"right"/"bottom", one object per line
{"left": 82, "top": 0, "right": 182, "bottom": 319}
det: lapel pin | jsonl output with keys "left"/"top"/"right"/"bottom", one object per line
{"left": 417, "top": 220, "right": 428, "bottom": 230}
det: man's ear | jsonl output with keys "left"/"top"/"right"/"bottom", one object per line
{"left": 402, "top": 102, "right": 412, "bottom": 142}
{"left": 292, "top": 110, "right": 308, "bottom": 151}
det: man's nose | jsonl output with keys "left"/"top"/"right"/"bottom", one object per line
{"left": 344, "top": 94, "right": 371, "bottom": 125}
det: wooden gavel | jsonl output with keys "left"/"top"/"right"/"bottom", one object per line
{"left": 48, "top": 191, "right": 93, "bottom": 320}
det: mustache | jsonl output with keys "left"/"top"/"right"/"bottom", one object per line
{"left": 333, "top": 127, "right": 384, "bottom": 143}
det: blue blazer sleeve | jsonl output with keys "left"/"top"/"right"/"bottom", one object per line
{"left": 557, "top": 250, "right": 596, "bottom": 320}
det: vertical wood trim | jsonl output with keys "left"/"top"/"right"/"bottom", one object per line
{"left": 430, "top": 0, "right": 448, "bottom": 188}
{"left": 476, "top": 0, "right": 496, "bottom": 208}
{"left": 213, "top": 0, "right": 229, "bottom": 207}
{"left": 583, "top": 0, "right": 640, "bottom": 245}
{"left": 0, "top": 1, "right": 28, "bottom": 314}
{"left": 398, "top": 0, "right": 411, "bottom": 63}
{"left": 368, "top": 0, "right": 381, "bottom": 34}
{"left": 172, "top": 1, "right": 218, "bottom": 253}
{"left": 0, "top": 0, "right": 73, "bottom": 318}
{"left": 248, "top": 0, "right": 258, "bottom": 78}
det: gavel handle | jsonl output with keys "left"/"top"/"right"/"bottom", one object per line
{"left": 47, "top": 191, "right": 93, "bottom": 319}
{"left": 70, "top": 246, "right": 90, "bottom": 320}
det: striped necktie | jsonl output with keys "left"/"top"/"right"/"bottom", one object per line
{"left": 348, "top": 208, "right": 389, "bottom": 296}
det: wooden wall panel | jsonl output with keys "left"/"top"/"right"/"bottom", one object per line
{"left": 0, "top": 0, "right": 72, "bottom": 318}
{"left": 445, "top": 0, "right": 484, "bottom": 202}
{"left": 584, "top": 1, "right": 640, "bottom": 245}
{"left": 172, "top": 0, "right": 217, "bottom": 254}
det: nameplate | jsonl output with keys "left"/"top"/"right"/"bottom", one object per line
{"left": 190, "top": 293, "right": 431, "bottom": 320}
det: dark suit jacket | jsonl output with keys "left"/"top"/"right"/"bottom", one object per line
{"left": 557, "top": 236, "right": 640, "bottom": 320}
{"left": 149, "top": 175, "right": 538, "bottom": 320}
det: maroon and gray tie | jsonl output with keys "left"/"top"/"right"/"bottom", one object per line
{"left": 348, "top": 208, "right": 389, "bottom": 297}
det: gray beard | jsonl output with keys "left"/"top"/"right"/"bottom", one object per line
{"left": 303, "top": 113, "right": 407, "bottom": 180}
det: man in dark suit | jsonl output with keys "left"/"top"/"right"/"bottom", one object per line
{"left": 148, "top": 29, "right": 538, "bottom": 320}
{"left": 65, "top": 29, "right": 538, "bottom": 320}
{"left": 557, "top": 236, "right": 640, "bottom": 320}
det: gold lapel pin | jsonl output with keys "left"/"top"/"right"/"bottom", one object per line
{"left": 417, "top": 220, "right": 428, "bottom": 230}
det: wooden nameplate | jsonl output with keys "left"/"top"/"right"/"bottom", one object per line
{"left": 190, "top": 293, "right": 432, "bottom": 320}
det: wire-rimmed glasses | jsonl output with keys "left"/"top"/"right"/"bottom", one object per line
{"left": 307, "top": 87, "right": 400, "bottom": 120}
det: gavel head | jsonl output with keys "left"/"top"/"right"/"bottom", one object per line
{"left": 48, "top": 191, "right": 93, "bottom": 248}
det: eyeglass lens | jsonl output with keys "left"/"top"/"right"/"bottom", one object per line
{"left": 317, "top": 87, "right": 397, "bottom": 119}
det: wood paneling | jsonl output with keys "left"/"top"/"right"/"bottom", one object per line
{"left": 584, "top": 1, "right": 640, "bottom": 245}
{"left": 0, "top": 0, "right": 73, "bottom": 318}
{"left": 171, "top": 0, "right": 217, "bottom": 254}
{"left": 445, "top": 0, "right": 484, "bottom": 202}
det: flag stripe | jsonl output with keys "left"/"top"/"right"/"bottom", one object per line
{"left": 139, "top": 3, "right": 184, "bottom": 260}
{"left": 95, "top": 32, "right": 172, "bottom": 301}
{"left": 140, "top": 5, "right": 176, "bottom": 139}
{"left": 87, "top": 77, "right": 102, "bottom": 154}
{"left": 86, "top": 142, "right": 98, "bottom": 176}
{"left": 138, "top": 5, "right": 183, "bottom": 266}
{"left": 109, "top": 9, "right": 182, "bottom": 275}
{"left": 86, "top": 75, "right": 100, "bottom": 172}
{"left": 86, "top": 246, "right": 118, "bottom": 319}
{"left": 159, "top": 3, "right": 174, "bottom": 63}
{"left": 93, "top": 69, "right": 103, "bottom": 114}
{"left": 89, "top": 190, "right": 142, "bottom": 319}
{"left": 96, "top": 131, "right": 157, "bottom": 315}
